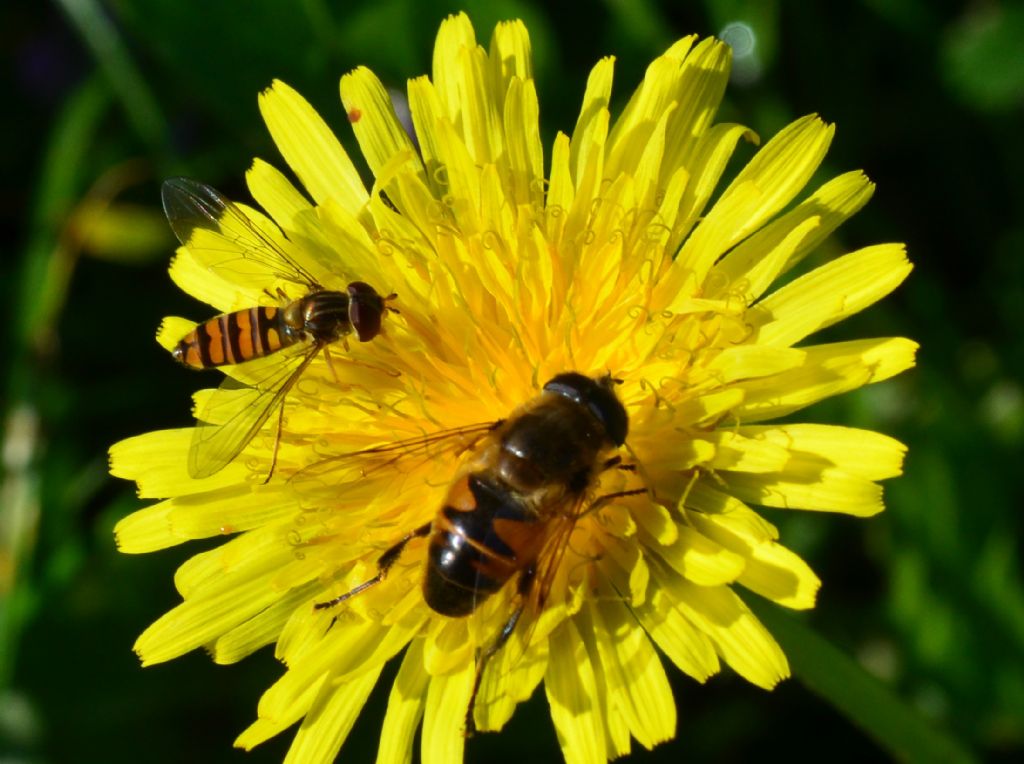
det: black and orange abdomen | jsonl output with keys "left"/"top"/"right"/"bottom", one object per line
{"left": 173, "top": 306, "right": 293, "bottom": 368}
{"left": 424, "top": 473, "right": 548, "bottom": 617}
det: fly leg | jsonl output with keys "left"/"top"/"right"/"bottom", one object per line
{"left": 322, "top": 344, "right": 341, "bottom": 383}
{"left": 313, "top": 521, "right": 431, "bottom": 610}
{"left": 465, "top": 564, "right": 536, "bottom": 737}
{"left": 261, "top": 400, "right": 287, "bottom": 485}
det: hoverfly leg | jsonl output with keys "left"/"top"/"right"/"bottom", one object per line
{"left": 465, "top": 564, "right": 536, "bottom": 737}
{"left": 313, "top": 521, "right": 431, "bottom": 610}
{"left": 600, "top": 455, "right": 636, "bottom": 473}
{"left": 582, "top": 488, "right": 648, "bottom": 518}
{"left": 260, "top": 400, "right": 287, "bottom": 485}
{"left": 322, "top": 344, "right": 341, "bottom": 383}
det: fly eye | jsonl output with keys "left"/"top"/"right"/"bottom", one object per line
{"left": 349, "top": 297, "right": 383, "bottom": 341}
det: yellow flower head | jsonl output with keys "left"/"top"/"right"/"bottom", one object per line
{"left": 111, "top": 12, "right": 915, "bottom": 764}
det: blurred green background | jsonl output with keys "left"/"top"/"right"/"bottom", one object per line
{"left": 2, "top": 0, "right": 1023, "bottom": 761}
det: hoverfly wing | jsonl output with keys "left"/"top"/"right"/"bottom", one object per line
{"left": 292, "top": 421, "right": 501, "bottom": 490}
{"left": 161, "top": 178, "right": 320, "bottom": 289}
{"left": 188, "top": 345, "right": 317, "bottom": 479}
{"left": 465, "top": 497, "right": 581, "bottom": 733}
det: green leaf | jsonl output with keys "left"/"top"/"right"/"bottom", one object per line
{"left": 746, "top": 596, "right": 979, "bottom": 763}
{"left": 943, "top": 5, "right": 1024, "bottom": 112}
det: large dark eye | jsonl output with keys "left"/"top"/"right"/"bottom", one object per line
{"left": 543, "top": 373, "right": 628, "bottom": 445}
{"left": 347, "top": 282, "right": 384, "bottom": 341}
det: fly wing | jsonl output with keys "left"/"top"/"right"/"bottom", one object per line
{"left": 291, "top": 421, "right": 501, "bottom": 492}
{"left": 188, "top": 345, "right": 316, "bottom": 478}
{"left": 466, "top": 493, "right": 583, "bottom": 732}
{"left": 162, "top": 177, "right": 320, "bottom": 289}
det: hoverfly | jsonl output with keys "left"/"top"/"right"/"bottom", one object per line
{"left": 307, "top": 373, "right": 645, "bottom": 733}
{"left": 161, "top": 178, "right": 396, "bottom": 479}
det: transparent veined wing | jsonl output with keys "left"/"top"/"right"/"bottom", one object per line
{"left": 291, "top": 420, "right": 502, "bottom": 493}
{"left": 161, "top": 177, "right": 321, "bottom": 289}
{"left": 188, "top": 344, "right": 318, "bottom": 478}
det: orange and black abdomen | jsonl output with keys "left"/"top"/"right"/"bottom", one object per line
{"left": 173, "top": 306, "right": 293, "bottom": 368}
{"left": 424, "top": 473, "right": 547, "bottom": 617}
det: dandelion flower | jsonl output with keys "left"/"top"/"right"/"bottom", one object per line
{"left": 111, "top": 12, "right": 915, "bottom": 764}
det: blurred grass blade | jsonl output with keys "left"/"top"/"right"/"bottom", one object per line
{"left": 55, "top": 0, "right": 166, "bottom": 153}
{"left": 747, "top": 596, "right": 978, "bottom": 763}
{"left": 17, "top": 75, "right": 111, "bottom": 351}
{"left": 1, "top": 74, "right": 111, "bottom": 686}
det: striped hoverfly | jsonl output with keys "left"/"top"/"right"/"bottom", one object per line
{"left": 162, "top": 178, "right": 396, "bottom": 479}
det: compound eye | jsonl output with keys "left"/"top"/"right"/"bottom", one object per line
{"left": 350, "top": 300, "right": 382, "bottom": 341}
{"left": 543, "top": 373, "right": 628, "bottom": 445}
{"left": 347, "top": 283, "right": 385, "bottom": 341}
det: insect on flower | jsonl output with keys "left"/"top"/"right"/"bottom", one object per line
{"left": 162, "top": 178, "right": 398, "bottom": 479}
{"left": 112, "top": 14, "right": 918, "bottom": 763}
{"left": 305, "top": 372, "right": 647, "bottom": 734}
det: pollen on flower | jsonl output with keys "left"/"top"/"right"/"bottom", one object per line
{"left": 111, "top": 11, "right": 914, "bottom": 764}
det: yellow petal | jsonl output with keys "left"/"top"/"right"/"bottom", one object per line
{"left": 569, "top": 606, "right": 630, "bottom": 759}
{"left": 245, "top": 157, "right": 313, "bottom": 232}
{"left": 720, "top": 466, "right": 887, "bottom": 517}
{"left": 684, "top": 481, "right": 779, "bottom": 542}
{"left": 284, "top": 667, "right": 382, "bottom": 764}
{"left": 706, "top": 345, "right": 807, "bottom": 384}
{"left": 134, "top": 550, "right": 292, "bottom": 665}
{"left": 658, "top": 38, "right": 732, "bottom": 187}
{"left": 589, "top": 599, "right": 676, "bottom": 749}
{"left": 633, "top": 585, "right": 720, "bottom": 681}
{"left": 501, "top": 77, "right": 544, "bottom": 208}
{"left": 545, "top": 620, "right": 607, "bottom": 764}
{"left": 736, "top": 424, "right": 907, "bottom": 481}
{"left": 168, "top": 483, "right": 298, "bottom": 540}
{"left": 689, "top": 511, "right": 820, "bottom": 609}
{"left": 109, "top": 429, "right": 248, "bottom": 498}
{"left": 211, "top": 584, "right": 316, "bottom": 664}
{"left": 489, "top": 19, "right": 533, "bottom": 102}
{"left": 421, "top": 659, "right": 473, "bottom": 764}
{"left": 709, "top": 215, "right": 822, "bottom": 305}
{"left": 546, "top": 131, "right": 574, "bottom": 238}
{"left": 605, "top": 56, "right": 680, "bottom": 181}
{"left": 259, "top": 80, "right": 368, "bottom": 210}
{"left": 570, "top": 56, "right": 614, "bottom": 179}
{"left": 472, "top": 631, "right": 548, "bottom": 733}
{"left": 155, "top": 315, "right": 196, "bottom": 353}
{"left": 432, "top": 12, "right": 477, "bottom": 118}
{"left": 340, "top": 67, "right": 424, "bottom": 182}
{"left": 676, "top": 114, "right": 835, "bottom": 285}
{"left": 376, "top": 639, "right": 429, "bottom": 764}
{"left": 649, "top": 122, "right": 757, "bottom": 306}
{"left": 654, "top": 523, "right": 746, "bottom": 586}
{"left": 664, "top": 576, "right": 789, "bottom": 689}
{"left": 269, "top": 619, "right": 417, "bottom": 721}
{"left": 712, "top": 170, "right": 875, "bottom": 297}
{"left": 114, "top": 500, "right": 180, "bottom": 553}
{"left": 167, "top": 247, "right": 258, "bottom": 314}
{"left": 733, "top": 337, "right": 919, "bottom": 422}
{"left": 423, "top": 617, "right": 473, "bottom": 676}
{"left": 755, "top": 243, "right": 913, "bottom": 347}
{"left": 173, "top": 521, "right": 289, "bottom": 597}
{"left": 696, "top": 429, "right": 792, "bottom": 474}
{"left": 235, "top": 674, "right": 327, "bottom": 750}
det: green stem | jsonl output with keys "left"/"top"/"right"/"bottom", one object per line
{"left": 746, "top": 596, "right": 978, "bottom": 763}
{"left": 54, "top": 0, "right": 166, "bottom": 153}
